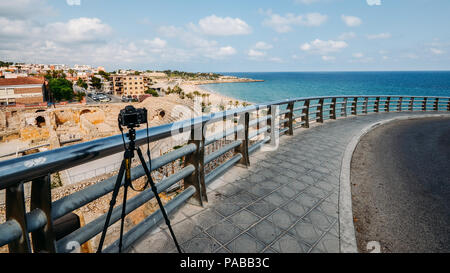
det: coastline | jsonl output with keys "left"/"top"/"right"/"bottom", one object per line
{"left": 178, "top": 77, "right": 263, "bottom": 108}
{"left": 188, "top": 78, "right": 264, "bottom": 85}
{"left": 180, "top": 83, "right": 249, "bottom": 109}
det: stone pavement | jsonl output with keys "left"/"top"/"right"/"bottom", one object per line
{"left": 128, "top": 112, "right": 449, "bottom": 253}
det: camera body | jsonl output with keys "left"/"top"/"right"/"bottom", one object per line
{"left": 118, "top": 105, "right": 148, "bottom": 128}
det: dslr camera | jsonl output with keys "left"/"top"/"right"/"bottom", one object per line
{"left": 118, "top": 105, "right": 148, "bottom": 128}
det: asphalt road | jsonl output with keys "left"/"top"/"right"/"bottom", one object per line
{"left": 351, "top": 117, "right": 450, "bottom": 253}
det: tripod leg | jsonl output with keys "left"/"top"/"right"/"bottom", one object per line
{"left": 118, "top": 156, "right": 131, "bottom": 253}
{"left": 97, "top": 158, "right": 126, "bottom": 253}
{"left": 136, "top": 148, "right": 182, "bottom": 253}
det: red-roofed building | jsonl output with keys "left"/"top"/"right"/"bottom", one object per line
{"left": 0, "top": 77, "right": 47, "bottom": 106}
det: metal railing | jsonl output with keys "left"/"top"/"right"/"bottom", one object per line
{"left": 0, "top": 95, "right": 449, "bottom": 253}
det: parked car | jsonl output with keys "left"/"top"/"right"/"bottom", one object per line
{"left": 121, "top": 95, "right": 131, "bottom": 102}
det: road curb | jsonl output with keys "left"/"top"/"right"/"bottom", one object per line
{"left": 338, "top": 112, "right": 450, "bottom": 253}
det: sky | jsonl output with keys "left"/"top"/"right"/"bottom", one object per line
{"left": 1, "top": 0, "right": 449, "bottom": 72}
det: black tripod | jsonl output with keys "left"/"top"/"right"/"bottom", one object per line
{"left": 97, "top": 126, "right": 181, "bottom": 253}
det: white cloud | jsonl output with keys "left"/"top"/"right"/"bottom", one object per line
{"left": 349, "top": 56, "right": 374, "bottom": 63}
{"left": 158, "top": 25, "right": 218, "bottom": 48}
{"left": 248, "top": 49, "right": 267, "bottom": 58}
{"left": 292, "top": 54, "right": 304, "bottom": 60}
{"left": 341, "top": 15, "right": 362, "bottom": 27}
{"left": 46, "top": 18, "right": 112, "bottom": 43}
{"left": 196, "top": 15, "right": 251, "bottom": 36}
{"left": 144, "top": 38, "right": 167, "bottom": 49}
{"left": 0, "top": 2, "right": 218, "bottom": 66}
{"left": 367, "top": 0, "right": 382, "bottom": 6}
{"left": 322, "top": 55, "right": 336, "bottom": 61}
{"left": 158, "top": 24, "right": 239, "bottom": 61}
{"left": 0, "top": 0, "right": 53, "bottom": 19}
{"left": 367, "top": 32, "right": 391, "bottom": 39}
{"left": 402, "top": 53, "right": 419, "bottom": 59}
{"left": 204, "top": 46, "right": 237, "bottom": 59}
{"left": 295, "top": 0, "right": 321, "bottom": 4}
{"left": 254, "top": 41, "right": 273, "bottom": 50}
{"left": 218, "top": 46, "right": 237, "bottom": 56}
{"left": 430, "top": 48, "right": 445, "bottom": 55}
{"left": 353, "top": 52, "right": 364, "bottom": 58}
{"left": 262, "top": 10, "right": 327, "bottom": 33}
{"left": 338, "top": 32, "right": 356, "bottom": 40}
{"left": 158, "top": 25, "right": 182, "bottom": 38}
{"left": 304, "top": 13, "right": 328, "bottom": 26}
{"left": 269, "top": 57, "right": 283, "bottom": 63}
{"left": 248, "top": 42, "right": 277, "bottom": 61}
{"left": 0, "top": 17, "right": 39, "bottom": 38}
{"left": 300, "top": 39, "right": 348, "bottom": 54}
{"left": 66, "top": 0, "right": 81, "bottom": 6}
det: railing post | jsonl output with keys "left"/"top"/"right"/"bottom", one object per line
{"left": 267, "top": 105, "right": 272, "bottom": 133}
{"left": 235, "top": 112, "right": 250, "bottom": 166}
{"left": 422, "top": 97, "right": 428, "bottom": 111}
{"left": 386, "top": 97, "right": 391, "bottom": 112}
{"left": 6, "top": 183, "right": 31, "bottom": 253}
{"left": 331, "top": 98, "right": 337, "bottom": 119}
{"left": 317, "top": 99, "right": 324, "bottom": 123}
{"left": 30, "top": 175, "right": 56, "bottom": 253}
{"left": 351, "top": 97, "right": 358, "bottom": 115}
{"left": 433, "top": 98, "right": 439, "bottom": 111}
{"left": 397, "top": 97, "right": 403, "bottom": 112}
{"left": 285, "top": 102, "right": 294, "bottom": 135}
{"left": 364, "top": 97, "right": 369, "bottom": 114}
{"left": 374, "top": 97, "right": 380, "bottom": 113}
{"left": 184, "top": 124, "right": 207, "bottom": 207}
{"left": 302, "top": 100, "right": 310, "bottom": 128}
{"left": 409, "top": 97, "right": 414, "bottom": 111}
{"left": 342, "top": 98, "right": 348, "bottom": 117}
{"left": 256, "top": 106, "right": 260, "bottom": 131}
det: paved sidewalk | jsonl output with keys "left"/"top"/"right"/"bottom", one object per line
{"left": 129, "top": 112, "right": 449, "bottom": 253}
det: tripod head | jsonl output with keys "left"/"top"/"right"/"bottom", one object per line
{"left": 118, "top": 105, "right": 148, "bottom": 149}
{"left": 118, "top": 105, "right": 148, "bottom": 129}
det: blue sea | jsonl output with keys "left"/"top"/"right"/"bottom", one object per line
{"left": 200, "top": 72, "right": 450, "bottom": 104}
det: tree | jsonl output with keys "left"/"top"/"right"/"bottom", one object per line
{"left": 48, "top": 78, "right": 74, "bottom": 102}
{"left": 144, "top": 88, "right": 159, "bottom": 97}
{"left": 98, "top": 70, "right": 111, "bottom": 80}
{"left": 76, "top": 78, "right": 88, "bottom": 89}
{"left": 75, "top": 92, "right": 86, "bottom": 102}
{"left": 45, "top": 70, "right": 66, "bottom": 80}
{"left": 91, "top": 76, "right": 102, "bottom": 90}
{"left": 0, "top": 61, "right": 13, "bottom": 67}
{"left": 186, "top": 93, "right": 194, "bottom": 100}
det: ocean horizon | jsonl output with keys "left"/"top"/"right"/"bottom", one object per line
{"left": 200, "top": 71, "right": 450, "bottom": 104}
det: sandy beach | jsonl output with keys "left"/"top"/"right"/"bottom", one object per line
{"left": 182, "top": 83, "right": 247, "bottom": 108}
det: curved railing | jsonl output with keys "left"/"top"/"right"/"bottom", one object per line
{"left": 0, "top": 95, "right": 449, "bottom": 253}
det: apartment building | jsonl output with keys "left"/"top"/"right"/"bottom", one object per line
{"left": 111, "top": 74, "right": 145, "bottom": 96}
{"left": 0, "top": 77, "right": 47, "bottom": 106}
